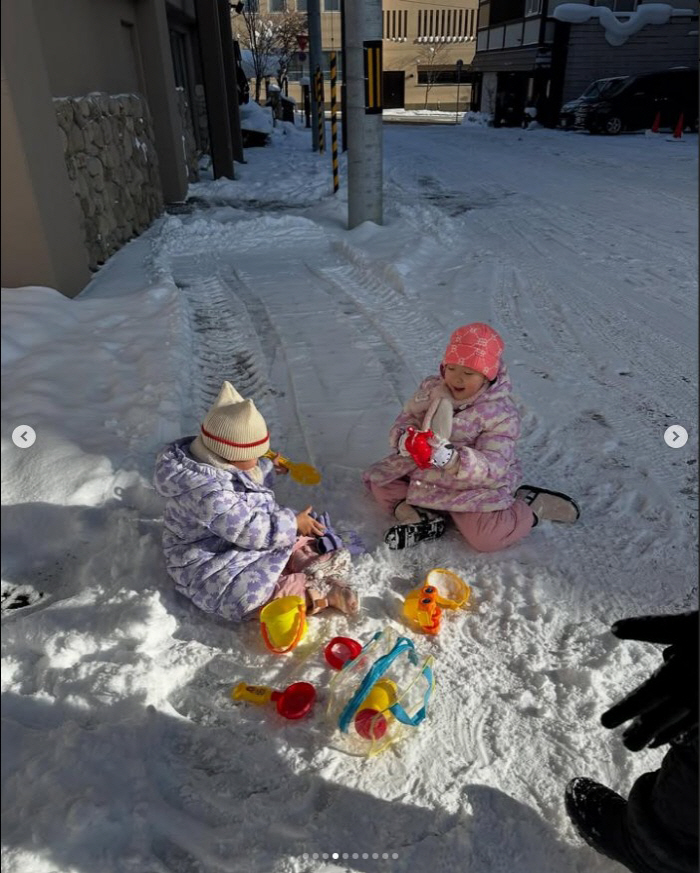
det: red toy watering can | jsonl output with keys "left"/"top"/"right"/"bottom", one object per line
{"left": 231, "top": 681, "right": 316, "bottom": 720}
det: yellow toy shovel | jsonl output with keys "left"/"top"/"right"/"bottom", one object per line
{"left": 264, "top": 450, "right": 321, "bottom": 486}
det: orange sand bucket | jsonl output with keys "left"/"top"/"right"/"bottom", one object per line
{"left": 260, "top": 595, "right": 307, "bottom": 654}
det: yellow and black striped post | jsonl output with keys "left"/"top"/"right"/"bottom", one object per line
{"left": 363, "top": 40, "right": 382, "bottom": 114}
{"left": 314, "top": 66, "right": 325, "bottom": 154}
{"left": 329, "top": 51, "right": 339, "bottom": 193}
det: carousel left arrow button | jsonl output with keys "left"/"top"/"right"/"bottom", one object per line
{"left": 12, "top": 425, "right": 36, "bottom": 448}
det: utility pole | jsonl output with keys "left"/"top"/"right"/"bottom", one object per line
{"left": 346, "top": 0, "right": 383, "bottom": 227}
{"left": 306, "top": 0, "right": 323, "bottom": 152}
{"left": 340, "top": 0, "right": 348, "bottom": 151}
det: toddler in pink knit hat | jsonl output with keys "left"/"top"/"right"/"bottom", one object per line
{"left": 363, "top": 323, "right": 579, "bottom": 551}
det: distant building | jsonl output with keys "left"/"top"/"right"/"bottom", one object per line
{"left": 233, "top": 0, "right": 481, "bottom": 111}
{"left": 469, "top": 0, "right": 698, "bottom": 126}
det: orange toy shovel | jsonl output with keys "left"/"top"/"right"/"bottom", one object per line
{"left": 264, "top": 450, "right": 321, "bottom": 486}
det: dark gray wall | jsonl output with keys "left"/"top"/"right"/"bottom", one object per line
{"left": 562, "top": 18, "right": 698, "bottom": 102}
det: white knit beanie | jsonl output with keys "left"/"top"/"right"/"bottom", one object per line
{"left": 199, "top": 381, "right": 270, "bottom": 461}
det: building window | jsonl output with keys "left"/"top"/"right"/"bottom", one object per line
{"left": 324, "top": 0, "right": 340, "bottom": 10}
{"left": 504, "top": 21, "right": 523, "bottom": 45}
{"left": 296, "top": 0, "right": 307, "bottom": 9}
{"left": 416, "top": 5, "right": 477, "bottom": 40}
{"left": 384, "top": 8, "right": 408, "bottom": 38}
{"left": 269, "top": 0, "right": 286, "bottom": 10}
{"left": 525, "top": 0, "right": 542, "bottom": 15}
{"left": 489, "top": 0, "right": 526, "bottom": 26}
{"left": 417, "top": 67, "right": 477, "bottom": 85}
{"left": 487, "top": 25, "right": 504, "bottom": 48}
{"left": 522, "top": 18, "right": 540, "bottom": 42}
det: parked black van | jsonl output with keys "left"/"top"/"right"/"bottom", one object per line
{"left": 575, "top": 68, "right": 699, "bottom": 135}
{"left": 558, "top": 77, "right": 628, "bottom": 129}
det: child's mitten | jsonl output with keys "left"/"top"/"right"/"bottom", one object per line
{"left": 429, "top": 434, "right": 457, "bottom": 469}
{"left": 311, "top": 511, "right": 345, "bottom": 554}
{"left": 402, "top": 427, "right": 456, "bottom": 470}
{"left": 396, "top": 431, "right": 412, "bottom": 457}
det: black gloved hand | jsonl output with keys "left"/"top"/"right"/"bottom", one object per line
{"left": 600, "top": 611, "right": 698, "bottom": 751}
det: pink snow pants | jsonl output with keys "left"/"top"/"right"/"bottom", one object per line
{"left": 270, "top": 537, "right": 319, "bottom": 600}
{"left": 368, "top": 478, "right": 535, "bottom": 553}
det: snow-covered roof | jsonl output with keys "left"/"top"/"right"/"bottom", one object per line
{"left": 553, "top": 2, "right": 696, "bottom": 45}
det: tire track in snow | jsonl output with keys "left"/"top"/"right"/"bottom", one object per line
{"left": 169, "top": 257, "right": 278, "bottom": 432}
{"left": 215, "top": 259, "right": 317, "bottom": 471}
{"left": 212, "top": 249, "right": 406, "bottom": 479}
{"left": 312, "top": 248, "right": 450, "bottom": 392}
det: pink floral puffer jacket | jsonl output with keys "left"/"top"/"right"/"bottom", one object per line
{"left": 362, "top": 365, "right": 523, "bottom": 513}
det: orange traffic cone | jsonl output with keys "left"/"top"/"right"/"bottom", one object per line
{"left": 673, "top": 113, "right": 684, "bottom": 139}
{"left": 651, "top": 111, "right": 661, "bottom": 133}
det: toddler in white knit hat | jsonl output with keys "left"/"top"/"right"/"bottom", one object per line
{"left": 154, "top": 381, "right": 359, "bottom": 623}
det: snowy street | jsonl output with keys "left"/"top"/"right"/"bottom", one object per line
{"left": 2, "top": 118, "right": 697, "bottom": 873}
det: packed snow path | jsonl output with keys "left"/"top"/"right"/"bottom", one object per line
{"left": 2, "top": 121, "right": 696, "bottom": 873}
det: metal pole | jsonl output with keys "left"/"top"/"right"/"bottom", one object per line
{"left": 307, "top": 0, "right": 323, "bottom": 152}
{"left": 340, "top": 0, "right": 348, "bottom": 151}
{"left": 330, "top": 51, "right": 339, "bottom": 192}
{"left": 346, "top": 0, "right": 383, "bottom": 227}
{"left": 315, "top": 66, "right": 325, "bottom": 153}
{"left": 455, "top": 59, "right": 463, "bottom": 125}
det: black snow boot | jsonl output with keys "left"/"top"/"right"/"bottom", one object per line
{"left": 565, "top": 777, "right": 650, "bottom": 873}
{"left": 384, "top": 511, "right": 447, "bottom": 550}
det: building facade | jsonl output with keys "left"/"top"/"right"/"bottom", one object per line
{"left": 470, "top": 0, "right": 698, "bottom": 125}
{"left": 234, "top": 1, "right": 481, "bottom": 110}
{"left": 2, "top": 0, "right": 239, "bottom": 298}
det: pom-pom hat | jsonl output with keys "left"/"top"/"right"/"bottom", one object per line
{"left": 199, "top": 381, "right": 270, "bottom": 461}
{"left": 443, "top": 323, "right": 504, "bottom": 380}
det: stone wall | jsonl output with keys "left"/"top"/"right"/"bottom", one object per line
{"left": 175, "top": 86, "right": 200, "bottom": 183}
{"left": 54, "top": 92, "right": 163, "bottom": 270}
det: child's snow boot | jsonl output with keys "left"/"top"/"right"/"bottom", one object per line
{"left": 515, "top": 485, "right": 580, "bottom": 523}
{"left": 304, "top": 547, "right": 352, "bottom": 583}
{"left": 306, "top": 581, "right": 360, "bottom": 616}
{"left": 384, "top": 507, "right": 447, "bottom": 550}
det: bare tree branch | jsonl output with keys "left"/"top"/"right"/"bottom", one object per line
{"left": 233, "top": 7, "right": 308, "bottom": 102}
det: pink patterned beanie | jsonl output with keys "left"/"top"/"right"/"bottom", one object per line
{"left": 443, "top": 323, "right": 504, "bottom": 380}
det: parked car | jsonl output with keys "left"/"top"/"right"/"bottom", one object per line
{"left": 575, "top": 68, "right": 699, "bottom": 135}
{"left": 558, "top": 77, "right": 628, "bottom": 129}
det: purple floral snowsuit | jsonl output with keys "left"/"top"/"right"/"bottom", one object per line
{"left": 153, "top": 438, "right": 298, "bottom": 622}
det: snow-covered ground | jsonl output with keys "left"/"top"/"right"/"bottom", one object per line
{"left": 2, "top": 117, "right": 697, "bottom": 873}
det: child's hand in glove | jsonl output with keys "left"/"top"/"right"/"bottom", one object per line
{"left": 428, "top": 433, "right": 457, "bottom": 469}
{"left": 398, "top": 428, "right": 457, "bottom": 470}
{"left": 600, "top": 611, "right": 698, "bottom": 750}
{"left": 396, "top": 430, "right": 412, "bottom": 457}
